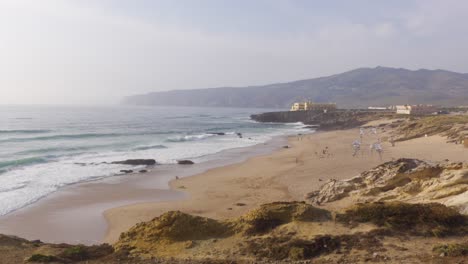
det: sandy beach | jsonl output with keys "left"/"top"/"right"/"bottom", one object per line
{"left": 0, "top": 136, "right": 287, "bottom": 244}
{"left": 0, "top": 118, "right": 466, "bottom": 246}
{"left": 104, "top": 121, "right": 467, "bottom": 243}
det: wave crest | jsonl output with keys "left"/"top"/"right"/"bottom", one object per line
{"left": 0, "top": 157, "right": 48, "bottom": 170}
{"left": 0, "top": 129, "right": 51, "bottom": 134}
{"left": 132, "top": 145, "right": 168, "bottom": 151}
{"left": 166, "top": 134, "right": 216, "bottom": 142}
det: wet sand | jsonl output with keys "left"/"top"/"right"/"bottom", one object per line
{"left": 0, "top": 136, "right": 287, "bottom": 244}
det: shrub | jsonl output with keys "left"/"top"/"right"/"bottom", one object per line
{"left": 27, "top": 254, "right": 58, "bottom": 263}
{"left": 338, "top": 202, "right": 467, "bottom": 236}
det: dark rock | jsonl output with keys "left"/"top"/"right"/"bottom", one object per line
{"left": 283, "top": 145, "right": 290, "bottom": 149}
{"left": 208, "top": 132, "right": 225, "bottom": 136}
{"left": 235, "top": 203, "right": 247, "bottom": 206}
{"left": 31, "top": 240, "right": 42, "bottom": 247}
{"left": 112, "top": 159, "right": 156, "bottom": 166}
{"left": 139, "top": 170, "right": 148, "bottom": 173}
{"left": 178, "top": 160, "right": 195, "bottom": 165}
{"left": 120, "top": 170, "right": 133, "bottom": 174}
{"left": 236, "top": 132, "right": 243, "bottom": 138}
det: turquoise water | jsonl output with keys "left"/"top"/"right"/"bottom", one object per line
{"left": 0, "top": 105, "right": 306, "bottom": 215}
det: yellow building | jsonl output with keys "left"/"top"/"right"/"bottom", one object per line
{"left": 290, "top": 102, "right": 308, "bottom": 111}
{"left": 290, "top": 101, "right": 336, "bottom": 112}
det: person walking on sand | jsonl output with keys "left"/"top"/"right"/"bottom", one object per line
{"left": 370, "top": 138, "right": 383, "bottom": 160}
{"left": 360, "top": 128, "right": 365, "bottom": 139}
{"left": 374, "top": 141, "right": 383, "bottom": 160}
{"left": 352, "top": 139, "right": 361, "bottom": 157}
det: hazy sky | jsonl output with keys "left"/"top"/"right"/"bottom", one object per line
{"left": 1, "top": 0, "right": 468, "bottom": 105}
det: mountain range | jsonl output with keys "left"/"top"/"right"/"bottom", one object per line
{"left": 123, "top": 67, "right": 468, "bottom": 109}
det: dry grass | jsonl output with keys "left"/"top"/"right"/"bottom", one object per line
{"left": 395, "top": 115, "right": 468, "bottom": 142}
{"left": 337, "top": 202, "right": 468, "bottom": 237}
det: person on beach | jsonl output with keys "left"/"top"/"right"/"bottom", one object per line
{"left": 370, "top": 139, "right": 383, "bottom": 160}
{"left": 374, "top": 142, "right": 383, "bottom": 160}
{"left": 352, "top": 139, "right": 361, "bottom": 157}
{"left": 297, "top": 134, "right": 303, "bottom": 141}
{"left": 359, "top": 128, "right": 365, "bottom": 139}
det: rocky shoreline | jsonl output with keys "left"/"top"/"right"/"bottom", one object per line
{"left": 250, "top": 109, "right": 396, "bottom": 130}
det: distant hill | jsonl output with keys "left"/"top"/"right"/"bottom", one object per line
{"left": 123, "top": 67, "right": 468, "bottom": 108}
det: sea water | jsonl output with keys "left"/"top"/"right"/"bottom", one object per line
{"left": 0, "top": 105, "right": 308, "bottom": 216}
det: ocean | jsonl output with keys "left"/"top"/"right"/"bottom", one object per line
{"left": 0, "top": 105, "right": 307, "bottom": 216}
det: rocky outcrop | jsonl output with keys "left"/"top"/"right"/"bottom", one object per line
{"left": 207, "top": 132, "right": 225, "bottom": 136}
{"left": 112, "top": 159, "right": 156, "bottom": 166}
{"left": 306, "top": 159, "right": 468, "bottom": 214}
{"left": 251, "top": 110, "right": 395, "bottom": 130}
{"left": 177, "top": 160, "right": 195, "bottom": 165}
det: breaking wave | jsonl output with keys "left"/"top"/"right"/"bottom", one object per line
{"left": 166, "top": 134, "right": 217, "bottom": 142}
{"left": 132, "top": 144, "right": 168, "bottom": 151}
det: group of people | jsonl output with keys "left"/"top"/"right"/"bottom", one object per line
{"left": 352, "top": 127, "right": 384, "bottom": 160}
{"left": 315, "top": 146, "right": 333, "bottom": 159}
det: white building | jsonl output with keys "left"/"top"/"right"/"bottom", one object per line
{"left": 396, "top": 105, "right": 411, "bottom": 114}
{"left": 396, "top": 105, "right": 436, "bottom": 115}
{"left": 368, "top": 106, "right": 389, "bottom": 110}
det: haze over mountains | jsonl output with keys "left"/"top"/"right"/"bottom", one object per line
{"left": 124, "top": 67, "right": 468, "bottom": 109}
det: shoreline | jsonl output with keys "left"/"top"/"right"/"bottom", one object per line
{"left": 0, "top": 134, "right": 292, "bottom": 245}
{"left": 104, "top": 124, "right": 467, "bottom": 243}
{"left": 0, "top": 118, "right": 466, "bottom": 246}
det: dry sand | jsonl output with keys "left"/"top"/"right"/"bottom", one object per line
{"left": 104, "top": 122, "right": 468, "bottom": 243}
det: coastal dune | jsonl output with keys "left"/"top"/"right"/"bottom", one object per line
{"left": 104, "top": 121, "right": 467, "bottom": 243}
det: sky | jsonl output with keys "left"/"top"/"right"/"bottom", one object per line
{"left": 1, "top": 0, "right": 468, "bottom": 105}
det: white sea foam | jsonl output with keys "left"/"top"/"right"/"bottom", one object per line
{"left": 166, "top": 133, "right": 216, "bottom": 142}
{"left": 0, "top": 106, "right": 312, "bottom": 216}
